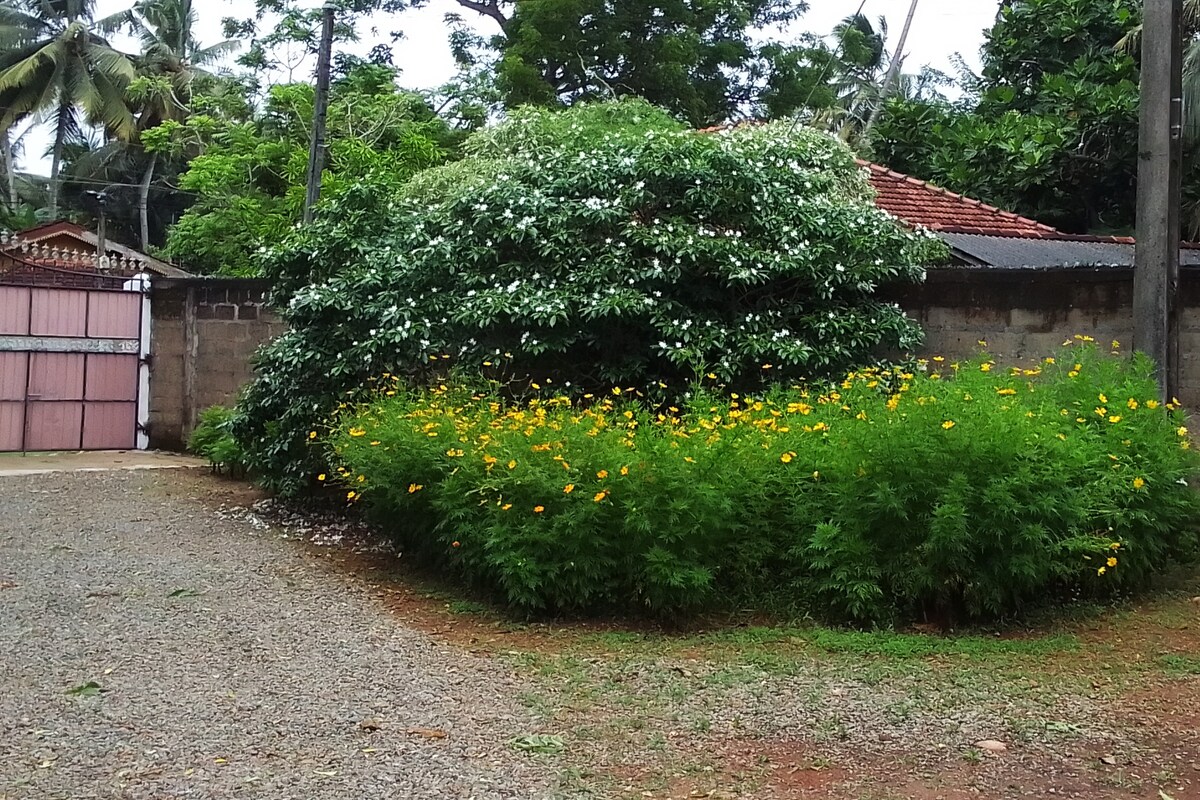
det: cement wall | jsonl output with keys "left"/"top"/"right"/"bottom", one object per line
{"left": 885, "top": 267, "right": 1200, "bottom": 404}
{"left": 148, "top": 278, "right": 284, "bottom": 451}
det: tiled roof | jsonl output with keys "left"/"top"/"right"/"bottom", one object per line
{"left": 860, "top": 161, "right": 1064, "bottom": 238}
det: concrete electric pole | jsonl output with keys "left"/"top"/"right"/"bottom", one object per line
{"left": 1133, "top": 0, "right": 1184, "bottom": 402}
{"left": 303, "top": 3, "right": 337, "bottom": 225}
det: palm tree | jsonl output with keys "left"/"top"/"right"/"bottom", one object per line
{"left": 119, "top": 0, "right": 239, "bottom": 247}
{"left": 0, "top": 0, "right": 137, "bottom": 219}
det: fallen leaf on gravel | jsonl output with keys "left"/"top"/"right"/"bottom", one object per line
{"left": 65, "top": 681, "right": 105, "bottom": 697}
{"left": 1160, "top": 792, "right": 1176, "bottom": 800}
{"left": 358, "top": 719, "right": 381, "bottom": 732}
{"left": 0, "top": 580, "right": 17, "bottom": 590}
{"left": 509, "top": 734, "right": 565, "bottom": 754}
{"left": 167, "top": 588, "right": 200, "bottom": 598}
{"left": 313, "top": 769, "right": 338, "bottom": 777}
{"left": 405, "top": 727, "right": 447, "bottom": 739}
{"left": 1100, "top": 754, "right": 1118, "bottom": 765}
{"left": 974, "top": 740, "right": 1007, "bottom": 753}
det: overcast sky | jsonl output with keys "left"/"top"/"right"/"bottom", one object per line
{"left": 15, "top": 0, "right": 998, "bottom": 173}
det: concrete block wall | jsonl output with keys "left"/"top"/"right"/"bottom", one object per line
{"left": 148, "top": 278, "right": 285, "bottom": 450}
{"left": 886, "top": 267, "right": 1200, "bottom": 405}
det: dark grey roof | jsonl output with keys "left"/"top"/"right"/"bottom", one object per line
{"left": 940, "top": 232, "right": 1200, "bottom": 268}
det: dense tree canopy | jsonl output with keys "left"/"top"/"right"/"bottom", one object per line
{"left": 145, "top": 63, "right": 457, "bottom": 274}
{"left": 872, "top": 0, "right": 1200, "bottom": 238}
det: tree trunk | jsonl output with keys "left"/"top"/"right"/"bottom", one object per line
{"left": 48, "top": 100, "right": 71, "bottom": 220}
{"left": 863, "top": 0, "right": 920, "bottom": 137}
{"left": 139, "top": 152, "right": 158, "bottom": 251}
{"left": 1, "top": 130, "right": 15, "bottom": 211}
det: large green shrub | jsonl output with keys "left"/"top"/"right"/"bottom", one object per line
{"left": 327, "top": 345, "right": 1200, "bottom": 624}
{"left": 236, "top": 99, "right": 946, "bottom": 492}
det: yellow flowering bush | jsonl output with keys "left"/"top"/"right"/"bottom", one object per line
{"left": 328, "top": 345, "right": 1200, "bottom": 623}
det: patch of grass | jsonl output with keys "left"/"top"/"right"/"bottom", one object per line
{"left": 1157, "top": 653, "right": 1200, "bottom": 676}
{"left": 802, "top": 628, "right": 1079, "bottom": 658}
{"left": 445, "top": 599, "right": 490, "bottom": 615}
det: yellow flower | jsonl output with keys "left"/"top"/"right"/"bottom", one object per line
{"left": 309, "top": 431, "right": 318, "bottom": 440}
{"left": 349, "top": 427, "right": 366, "bottom": 438}
{"left": 933, "top": 356, "right": 945, "bottom": 363}
{"left": 1108, "top": 415, "right": 1121, "bottom": 424}
{"left": 1127, "top": 398, "right": 1139, "bottom": 410}
{"left": 611, "top": 387, "right": 622, "bottom": 396}
{"left": 942, "top": 420, "right": 955, "bottom": 430}
{"left": 1132, "top": 477, "right": 1146, "bottom": 490}
{"left": 1056, "top": 433, "right": 1067, "bottom": 441}
{"left": 1110, "top": 542, "right": 1121, "bottom": 550}
{"left": 502, "top": 503, "right": 512, "bottom": 511}
{"left": 1106, "top": 557, "right": 1118, "bottom": 568}
{"left": 1178, "top": 426, "right": 1189, "bottom": 437}
{"left": 1097, "top": 566, "right": 1107, "bottom": 576}
{"left": 1147, "top": 399, "right": 1161, "bottom": 409}
{"left": 979, "top": 363, "right": 992, "bottom": 373}
{"left": 357, "top": 475, "right": 365, "bottom": 483}
{"left": 996, "top": 388, "right": 1017, "bottom": 396}
{"left": 706, "top": 372, "right": 718, "bottom": 380}
{"left": 446, "top": 448, "right": 464, "bottom": 457}
{"left": 533, "top": 505, "right": 545, "bottom": 513}
{"left": 408, "top": 483, "right": 423, "bottom": 494}
{"left": 593, "top": 490, "right": 608, "bottom": 503}
{"left": 1068, "top": 371, "right": 1079, "bottom": 378}
{"left": 620, "top": 466, "right": 630, "bottom": 476}
{"left": 1099, "top": 393, "right": 1108, "bottom": 404}
{"left": 508, "top": 460, "right": 517, "bottom": 469}
{"left": 563, "top": 484, "right": 575, "bottom": 494}
{"left": 346, "top": 491, "right": 357, "bottom": 500}
{"left": 780, "top": 452, "right": 794, "bottom": 464}
{"left": 317, "top": 473, "right": 326, "bottom": 481}
{"left": 1044, "top": 357, "right": 1056, "bottom": 364}
{"left": 1095, "top": 407, "right": 1107, "bottom": 417}
{"left": 812, "top": 471, "right": 820, "bottom": 480}
{"left": 596, "top": 469, "right": 609, "bottom": 479}
{"left": 370, "top": 440, "right": 381, "bottom": 446}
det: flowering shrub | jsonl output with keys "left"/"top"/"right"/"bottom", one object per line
{"left": 235, "top": 98, "right": 946, "bottom": 493}
{"left": 326, "top": 345, "right": 1200, "bottom": 624}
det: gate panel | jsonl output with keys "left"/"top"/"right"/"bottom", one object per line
{"left": 25, "top": 402, "right": 84, "bottom": 450}
{"left": 0, "top": 352, "right": 26, "bottom": 400}
{"left": 28, "top": 353, "right": 85, "bottom": 400}
{"left": 0, "top": 286, "right": 30, "bottom": 334}
{"left": 84, "top": 354, "right": 138, "bottom": 400}
{"left": 0, "top": 403, "right": 23, "bottom": 451}
{"left": 87, "top": 292, "right": 141, "bottom": 339}
{"left": 81, "top": 403, "right": 137, "bottom": 450}
{"left": 29, "top": 288, "right": 87, "bottom": 337}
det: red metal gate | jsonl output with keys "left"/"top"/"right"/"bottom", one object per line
{"left": 0, "top": 281, "right": 145, "bottom": 452}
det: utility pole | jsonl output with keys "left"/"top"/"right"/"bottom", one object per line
{"left": 303, "top": 2, "right": 337, "bottom": 225}
{"left": 1133, "top": 0, "right": 1184, "bottom": 403}
{"left": 86, "top": 189, "right": 110, "bottom": 267}
{"left": 863, "top": 0, "right": 919, "bottom": 136}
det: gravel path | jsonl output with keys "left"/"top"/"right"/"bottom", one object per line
{"left": 0, "top": 471, "right": 554, "bottom": 800}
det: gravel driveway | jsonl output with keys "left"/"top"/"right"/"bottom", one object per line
{"left": 0, "top": 470, "right": 554, "bottom": 800}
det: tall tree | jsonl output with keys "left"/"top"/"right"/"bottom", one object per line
{"left": 122, "top": 0, "right": 239, "bottom": 247}
{"left": 0, "top": 0, "right": 136, "bottom": 219}
{"left": 402, "top": 0, "right": 810, "bottom": 126}
{"left": 873, "top": 0, "right": 1147, "bottom": 234}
